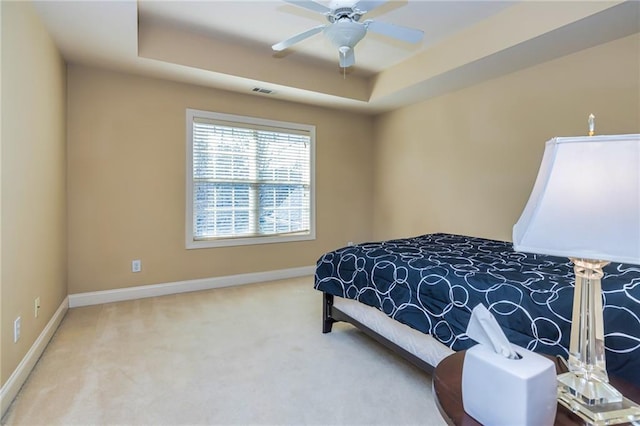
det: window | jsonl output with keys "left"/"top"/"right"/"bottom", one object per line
{"left": 186, "top": 109, "right": 315, "bottom": 248}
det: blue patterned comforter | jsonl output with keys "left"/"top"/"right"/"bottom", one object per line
{"left": 314, "top": 233, "right": 640, "bottom": 385}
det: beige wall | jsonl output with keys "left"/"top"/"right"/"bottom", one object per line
{"left": 372, "top": 33, "right": 640, "bottom": 243}
{"left": 67, "top": 66, "right": 374, "bottom": 294}
{"left": 1, "top": 1, "right": 67, "bottom": 386}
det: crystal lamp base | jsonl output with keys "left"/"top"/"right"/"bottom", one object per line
{"left": 558, "top": 258, "right": 640, "bottom": 425}
{"left": 558, "top": 372, "right": 640, "bottom": 425}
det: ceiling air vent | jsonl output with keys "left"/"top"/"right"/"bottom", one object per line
{"left": 252, "top": 87, "right": 275, "bottom": 95}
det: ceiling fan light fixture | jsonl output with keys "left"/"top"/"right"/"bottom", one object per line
{"left": 324, "top": 21, "right": 366, "bottom": 49}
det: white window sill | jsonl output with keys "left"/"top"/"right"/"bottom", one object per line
{"left": 186, "top": 232, "right": 316, "bottom": 249}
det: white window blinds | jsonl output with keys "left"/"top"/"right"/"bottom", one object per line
{"left": 187, "top": 110, "right": 315, "bottom": 248}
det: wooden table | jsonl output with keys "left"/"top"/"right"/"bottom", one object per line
{"left": 433, "top": 351, "right": 640, "bottom": 426}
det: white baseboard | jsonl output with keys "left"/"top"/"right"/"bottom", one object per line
{"left": 0, "top": 296, "right": 69, "bottom": 419}
{"left": 69, "top": 265, "right": 315, "bottom": 308}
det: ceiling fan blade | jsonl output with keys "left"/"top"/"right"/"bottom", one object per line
{"left": 272, "top": 25, "right": 326, "bottom": 51}
{"left": 354, "top": 0, "right": 387, "bottom": 14}
{"left": 283, "top": 0, "right": 331, "bottom": 14}
{"left": 365, "top": 20, "right": 424, "bottom": 43}
{"left": 338, "top": 46, "right": 355, "bottom": 68}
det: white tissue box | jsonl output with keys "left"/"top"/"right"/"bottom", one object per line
{"left": 462, "top": 343, "right": 557, "bottom": 426}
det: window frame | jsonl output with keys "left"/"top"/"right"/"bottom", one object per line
{"left": 185, "top": 108, "right": 316, "bottom": 249}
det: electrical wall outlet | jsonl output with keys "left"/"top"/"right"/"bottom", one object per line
{"left": 14, "top": 317, "right": 21, "bottom": 343}
{"left": 132, "top": 259, "right": 141, "bottom": 273}
{"left": 35, "top": 297, "right": 41, "bottom": 318}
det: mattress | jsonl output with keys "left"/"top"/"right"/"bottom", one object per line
{"left": 333, "top": 296, "right": 454, "bottom": 368}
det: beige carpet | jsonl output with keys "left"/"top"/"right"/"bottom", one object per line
{"left": 2, "top": 276, "right": 447, "bottom": 426}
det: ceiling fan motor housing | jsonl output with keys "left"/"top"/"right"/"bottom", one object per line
{"left": 328, "top": 7, "right": 362, "bottom": 23}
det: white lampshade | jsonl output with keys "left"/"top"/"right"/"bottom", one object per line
{"left": 513, "top": 134, "right": 640, "bottom": 265}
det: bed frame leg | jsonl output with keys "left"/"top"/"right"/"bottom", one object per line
{"left": 322, "top": 293, "right": 336, "bottom": 334}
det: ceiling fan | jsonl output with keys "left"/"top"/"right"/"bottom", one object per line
{"left": 272, "top": 0, "right": 424, "bottom": 68}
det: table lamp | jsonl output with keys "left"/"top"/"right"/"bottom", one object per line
{"left": 512, "top": 120, "right": 640, "bottom": 424}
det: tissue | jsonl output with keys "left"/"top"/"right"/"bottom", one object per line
{"left": 462, "top": 304, "right": 557, "bottom": 426}
{"left": 466, "top": 304, "right": 519, "bottom": 359}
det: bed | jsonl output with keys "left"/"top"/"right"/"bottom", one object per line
{"left": 314, "top": 233, "right": 640, "bottom": 386}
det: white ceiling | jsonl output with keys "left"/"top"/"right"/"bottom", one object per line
{"left": 32, "top": 0, "right": 640, "bottom": 114}
{"left": 137, "top": 1, "right": 515, "bottom": 74}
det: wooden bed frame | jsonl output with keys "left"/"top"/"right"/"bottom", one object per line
{"left": 322, "top": 292, "right": 437, "bottom": 375}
